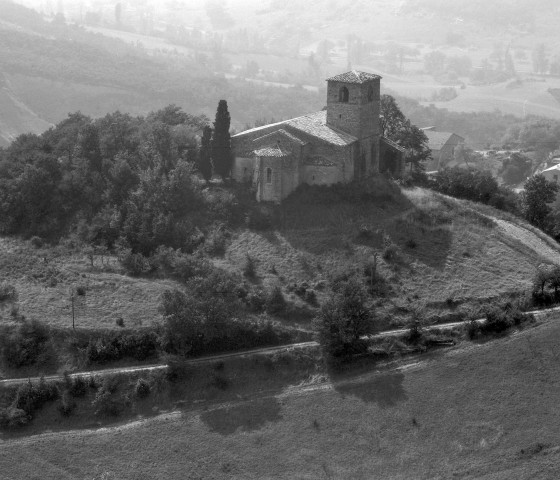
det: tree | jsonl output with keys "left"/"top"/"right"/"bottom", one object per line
{"left": 211, "top": 100, "right": 232, "bottom": 179}
{"left": 380, "top": 95, "right": 431, "bottom": 173}
{"left": 424, "top": 51, "right": 446, "bottom": 75}
{"left": 314, "top": 278, "right": 372, "bottom": 361}
{"left": 197, "top": 126, "right": 213, "bottom": 182}
{"left": 522, "top": 174, "right": 559, "bottom": 231}
{"left": 532, "top": 44, "right": 548, "bottom": 74}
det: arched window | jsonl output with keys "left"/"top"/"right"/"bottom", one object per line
{"left": 339, "top": 86, "right": 349, "bottom": 103}
{"left": 266, "top": 167, "right": 272, "bottom": 184}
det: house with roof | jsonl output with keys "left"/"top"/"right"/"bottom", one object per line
{"left": 231, "top": 70, "right": 406, "bottom": 202}
{"left": 421, "top": 127, "right": 465, "bottom": 172}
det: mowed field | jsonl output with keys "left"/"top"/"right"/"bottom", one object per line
{"left": 3, "top": 312, "right": 560, "bottom": 479}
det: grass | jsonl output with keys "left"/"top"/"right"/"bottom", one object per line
{"left": 2, "top": 313, "right": 560, "bottom": 478}
{"left": 220, "top": 183, "right": 560, "bottom": 330}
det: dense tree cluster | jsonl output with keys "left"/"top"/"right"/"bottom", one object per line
{"left": 0, "top": 104, "right": 237, "bottom": 254}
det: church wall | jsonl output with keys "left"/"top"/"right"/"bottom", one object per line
{"left": 303, "top": 165, "right": 340, "bottom": 185}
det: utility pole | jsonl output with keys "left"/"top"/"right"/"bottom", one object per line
{"left": 71, "top": 289, "right": 75, "bottom": 330}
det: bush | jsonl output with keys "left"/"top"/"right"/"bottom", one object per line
{"left": 75, "top": 285, "right": 86, "bottom": 296}
{"left": 30, "top": 236, "right": 44, "bottom": 248}
{"left": 0, "top": 407, "right": 29, "bottom": 428}
{"left": 13, "top": 378, "right": 59, "bottom": 418}
{"left": 115, "top": 317, "right": 125, "bottom": 327}
{"left": 57, "top": 391, "right": 76, "bottom": 416}
{"left": 85, "top": 331, "right": 159, "bottom": 365}
{"left": 68, "top": 375, "right": 88, "bottom": 398}
{"left": 1, "top": 319, "right": 51, "bottom": 368}
{"left": 243, "top": 254, "right": 257, "bottom": 279}
{"left": 211, "top": 373, "right": 230, "bottom": 390}
{"left": 304, "top": 289, "right": 318, "bottom": 307}
{"left": 204, "top": 224, "right": 229, "bottom": 256}
{"left": 134, "top": 378, "right": 151, "bottom": 398}
{"left": 92, "top": 388, "right": 125, "bottom": 417}
{"left": 0, "top": 282, "right": 17, "bottom": 303}
{"left": 119, "top": 250, "right": 150, "bottom": 276}
{"left": 265, "top": 285, "right": 287, "bottom": 315}
{"left": 247, "top": 287, "right": 266, "bottom": 312}
{"left": 481, "top": 306, "right": 513, "bottom": 334}
{"left": 382, "top": 243, "right": 399, "bottom": 262}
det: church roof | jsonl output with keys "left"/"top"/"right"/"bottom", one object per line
{"left": 326, "top": 70, "right": 382, "bottom": 84}
{"left": 252, "top": 129, "right": 307, "bottom": 146}
{"left": 287, "top": 111, "right": 357, "bottom": 146}
{"left": 253, "top": 145, "right": 291, "bottom": 157}
{"left": 233, "top": 111, "right": 357, "bottom": 147}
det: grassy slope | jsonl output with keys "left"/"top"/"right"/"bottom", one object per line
{"left": 2, "top": 185, "right": 557, "bottom": 333}
{"left": 222, "top": 186, "right": 560, "bottom": 328}
{"left": 3, "top": 313, "right": 560, "bottom": 478}
{"left": 0, "top": 237, "right": 175, "bottom": 330}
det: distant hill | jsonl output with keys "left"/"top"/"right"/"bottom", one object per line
{"left": 0, "top": 0, "right": 323, "bottom": 143}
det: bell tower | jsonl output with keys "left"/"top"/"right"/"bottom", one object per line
{"left": 325, "top": 71, "right": 381, "bottom": 141}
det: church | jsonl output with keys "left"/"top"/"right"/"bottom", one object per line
{"left": 231, "top": 70, "right": 405, "bottom": 202}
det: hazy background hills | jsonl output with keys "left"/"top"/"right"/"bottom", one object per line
{"left": 3, "top": 0, "right": 560, "bottom": 147}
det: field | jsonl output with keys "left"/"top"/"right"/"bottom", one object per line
{"left": 2, "top": 311, "right": 560, "bottom": 478}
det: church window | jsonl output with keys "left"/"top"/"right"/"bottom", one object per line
{"left": 266, "top": 167, "right": 272, "bottom": 184}
{"left": 339, "top": 86, "right": 349, "bottom": 103}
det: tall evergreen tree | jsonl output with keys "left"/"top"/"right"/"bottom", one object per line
{"left": 198, "top": 126, "right": 213, "bottom": 183}
{"left": 211, "top": 100, "right": 232, "bottom": 179}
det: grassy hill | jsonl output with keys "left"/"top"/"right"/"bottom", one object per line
{"left": 1, "top": 181, "right": 556, "bottom": 335}
{"left": 3, "top": 307, "right": 560, "bottom": 478}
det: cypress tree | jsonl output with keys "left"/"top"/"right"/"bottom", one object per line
{"left": 211, "top": 100, "right": 232, "bottom": 179}
{"left": 198, "top": 126, "right": 213, "bottom": 183}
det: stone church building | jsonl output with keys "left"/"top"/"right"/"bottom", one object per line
{"left": 231, "top": 70, "right": 405, "bottom": 202}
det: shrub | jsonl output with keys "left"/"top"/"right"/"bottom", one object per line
{"left": 134, "top": 378, "right": 151, "bottom": 399}
{"left": 85, "top": 331, "right": 159, "bottom": 365}
{"left": 68, "top": 375, "right": 88, "bottom": 398}
{"left": 0, "top": 407, "right": 29, "bottom": 428}
{"left": 115, "top": 317, "right": 125, "bottom": 327}
{"left": 481, "top": 306, "right": 513, "bottom": 334}
{"left": 247, "top": 288, "right": 266, "bottom": 312}
{"left": 119, "top": 250, "right": 150, "bottom": 276}
{"left": 92, "top": 388, "right": 125, "bottom": 417}
{"left": 0, "top": 282, "right": 17, "bottom": 303}
{"left": 382, "top": 243, "right": 399, "bottom": 261}
{"left": 30, "top": 236, "right": 44, "bottom": 248}
{"left": 405, "top": 238, "right": 418, "bottom": 249}
{"left": 57, "top": 391, "right": 76, "bottom": 417}
{"left": 265, "top": 285, "right": 287, "bottom": 315}
{"left": 304, "top": 289, "right": 318, "bottom": 307}
{"left": 204, "top": 224, "right": 228, "bottom": 256}
{"left": 13, "top": 378, "right": 59, "bottom": 418}
{"left": 75, "top": 285, "right": 86, "bottom": 296}
{"left": 243, "top": 254, "right": 257, "bottom": 279}
{"left": 1, "top": 319, "right": 51, "bottom": 368}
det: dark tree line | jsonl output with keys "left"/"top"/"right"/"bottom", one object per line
{"left": 0, "top": 102, "right": 234, "bottom": 254}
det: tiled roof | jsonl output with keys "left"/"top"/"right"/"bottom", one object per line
{"left": 252, "top": 129, "right": 307, "bottom": 146}
{"left": 253, "top": 145, "right": 291, "bottom": 157}
{"left": 304, "top": 155, "right": 337, "bottom": 167}
{"left": 287, "top": 111, "right": 357, "bottom": 146}
{"left": 233, "top": 111, "right": 357, "bottom": 147}
{"left": 423, "top": 130, "right": 464, "bottom": 151}
{"left": 381, "top": 136, "right": 406, "bottom": 153}
{"left": 326, "top": 70, "right": 382, "bottom": 84}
